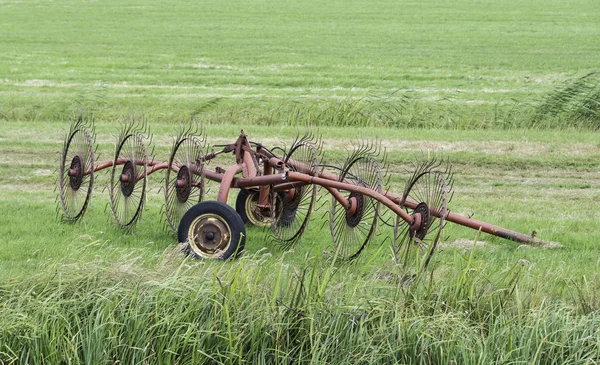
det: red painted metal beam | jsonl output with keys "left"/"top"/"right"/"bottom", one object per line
{"left": 287, "top": 171, "right": 415, "bottom": 224}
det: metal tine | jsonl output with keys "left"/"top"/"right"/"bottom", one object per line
{"left": 270, "top": 145, "right": 286, "bottom": 158}
{"left": 261, "top": 227, "right": 275, "bottom": 248}
{"left": 314, "top": 146, "right": 340, "bottom": 223}
{"left": 283, "top": 129, "right": 320, "bottom": 177}
{"left": 116, "top": 112, "right": 151, "bottom": 149}
{"left": 402, "top": 150, "right": 445, "bottom": 202}
{"left": 286, "top": 128, "right": 323, "bottom": 166}
{"left": 316, "top": 189, "right": 331, "bottom": 231}
{"left": 171, "top": 122, "right": 198, "bottom": 155}
{"left": 315, "top": 188, "right": 329, "bottom": 210}
{"left": 378, "top": 213, "right": 396, "bottom": 228}
{"left": 424, "top": 155, "right": 455, "bottom": 206}
{"left": 147, "top": 144, "right": 158, "bottom": 198}
{"left": 186, "top": 116, "right": 208, "bottom": 151}
{"left": 339, "top": 137, "right": 387, "bottom": 186}
{"left": 315, "top": 149, "right": 340, "bottom": 230}
{"left": 438, "top": 161, "right": 456, "bottom": 205}
{"left": 380, "top": 235, "right": 392, "bottom": 248}
{"left": 103, "top": 200, "right": 111, "bottom": 221}
{"left": 377, "top": 146, "right": 396, "bottom": 230}
{"left": 74, "top": 108, "right": 99, "bottom": 160}
{"left": 266, "top": 231, "right": 278, "bottom": 248}
{"left": 289, "top": 128, "right": 323, "bottom": 150}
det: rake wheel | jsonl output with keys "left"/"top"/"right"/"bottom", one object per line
{"left": 109, "top": 130, "right": 148, "bottom": 228}
{"left": 330, "top": 156, "right": 381, "bottom": 260}
{"left": 394, "top": 170, "right": 448, "bottom": 273}
{"left": 58, "top": 118, "right": 95, "bottom": 222}
{"left": 164, "top": 134, "right": 204, "bottom": 231}
{"left": 270, "top": 141, "right": 318, "bottom": 247}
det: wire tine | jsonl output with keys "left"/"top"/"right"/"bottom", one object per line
{"left": 380, "top": 235, "right": 393, "bottom": 249}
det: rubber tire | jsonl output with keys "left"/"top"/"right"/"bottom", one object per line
{"left": 178, "top": 200, "right": 246, "bottom": 260}
{"left": 235, "top": 189, "right": 255, "bottom": 225}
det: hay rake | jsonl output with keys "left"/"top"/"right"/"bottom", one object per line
{"left": 58, "top": 115, "right": 549, "bottom": 272}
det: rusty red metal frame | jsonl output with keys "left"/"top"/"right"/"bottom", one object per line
{"left": 74, "top": 130, "right": 545, "bottom": 245}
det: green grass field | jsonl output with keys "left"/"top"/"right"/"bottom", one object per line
{"left": 1, "top": 0, "right": 600, "bottom": 363}
{"left": 1, "top": 0, "right": 600, "bottom": 127}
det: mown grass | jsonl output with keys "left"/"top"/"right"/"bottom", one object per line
{"left": 1, "top": 0, "right": 599, "bottom": 128}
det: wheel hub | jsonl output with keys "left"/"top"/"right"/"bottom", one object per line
{"left": 245, "top": 191, "right": 273, "bottom": 227}
{"left": 175, "top": 165, "right": 192, "bottom": 202}
{"left": 69, "top": 155, "right": 84, "bottom": 190}
{"left": 345, "top": 192, "right": 365, "bottom": 228}
{"left": 411, "top": 202, "right": 431, "bottom": 241}
{"left": 279, "top": 187, "right": 302, "bottom": 227}
{"left": 189, "top": 214, "right": 231, "bottom": 255}
{"left": 120, "top": 160, "right": 135, "bottom": 197}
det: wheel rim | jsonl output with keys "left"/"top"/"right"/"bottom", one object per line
{"left": 244, "top": 191, "right": 273, "bottom": 227}
{"left": 411, "top": 202, "right": 431, "bottom": 241}
{"left": 188, "top": 213, "right": 232, "bottom": 258}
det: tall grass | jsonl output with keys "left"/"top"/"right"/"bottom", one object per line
{"left": 529, "top": 72, "right": 600, "bottom": 130}
{"left": 1, "top": 246, "right": 599, "bottom": 364}
{"left": 0, "top": 90, "right": 540, "bottom": 130}
{"left": 200, "top": 74, "right": 600, "bottom": 130}
{"left": 204, "top": 94, "right": 536, "bottom": 130}
{"left": 213, "top": 73, "right": 600, "bottom": 130}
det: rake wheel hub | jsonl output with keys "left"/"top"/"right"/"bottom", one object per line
{"left": 345, "top": 192, "right": 364, "bottom": 228}
{"left": 120, "top": 160, "right": 135, "bottom": 197}
{"left": 279, "top": 186, "right": 302, "bottom": 227}
{"left": 175, "top": 165, "right": 192, "bottom": 202}
{"left": 69, "top": 155, "right": 83, "bottom": 190}
{"left": 411, "top": 202, "right": 430, "bottom": 241}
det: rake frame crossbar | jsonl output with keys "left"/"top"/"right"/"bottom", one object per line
{"left": 79, "top": 129, "right": 543, "bottom": 246}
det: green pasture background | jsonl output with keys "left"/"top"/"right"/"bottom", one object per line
{"left": 1, "top": 0, "right": 599, "bottom": 127}
{"left": 1, "top": 0, "right": 600, "bottom": 363}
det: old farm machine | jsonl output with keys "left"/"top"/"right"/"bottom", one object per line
{"left": 57, "top": 116, "right": 548, "bottom": 272}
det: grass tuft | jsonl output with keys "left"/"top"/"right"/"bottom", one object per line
{"left": 531, "top": 72, "right": 600, "bottom": 129}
